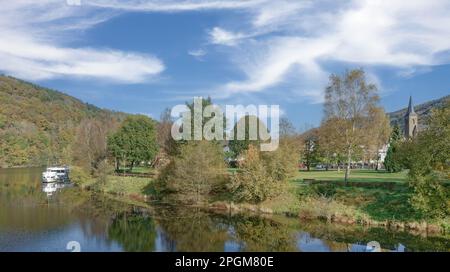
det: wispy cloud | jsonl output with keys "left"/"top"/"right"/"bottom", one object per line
{"left": 188, "top": 49, "right": 207, "bottom": 60}
{"left": 207, "top": 0, "right": 450, "bottom": 99}
{"left": 84, "top": 0, "right": 266, "bottom": 12}
{"left": 2, "top": 0, "right": 450, "bottom": 100}
{"left": 208, "top": 27, "right": 248, "bottom": 46}
{"left": 0, "top": 0, "right": 164, "bottom": 83}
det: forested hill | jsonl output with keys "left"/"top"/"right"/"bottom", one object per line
{"left": 0, "top": 75, "right": 126, "bottom": 167}
{"left": 388, "top": 95, "right": 450, "bottom": 131}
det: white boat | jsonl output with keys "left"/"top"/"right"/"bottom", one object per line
{"left": 42, "top": 166, "right": 70, "bottom": 183}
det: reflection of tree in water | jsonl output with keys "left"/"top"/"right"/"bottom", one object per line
{"left": 229, "top": 215, "right": 298, "bottom": 252}
{"left": 108, "top": 210, "right": 157, "bottom": 252}
{"left": 298, "top": 220, "right": 450, "bottom": 252}
{"left": 156, "top": 208, "right": 300, "bottom": 252}
{"left": 155, "top": 207, "right": 229, "bottom": 252}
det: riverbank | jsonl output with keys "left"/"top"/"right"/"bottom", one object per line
{"left": 73, "top": 172, "right": 449, "bottom": 237}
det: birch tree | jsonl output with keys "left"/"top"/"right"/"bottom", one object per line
{"left": 323, "top": 69, "right": 380, "bottom": 182}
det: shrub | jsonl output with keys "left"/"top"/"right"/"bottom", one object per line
{"left": 312, "top": 183, "right": 337, "bottom": 198}
{"left": 94, "top": 160, "right": 114, "bottom": 184}
{"left": 158, "top": 141, "right": 228, "bottom": 204}
{"left": 408, "top": 173, "right": 449, "bottom": 219}
{"left": 228, "top": 145, "right": 278, "bottom": 203}
{"left": 298, "top": 196, "right": 362, "bottom": 222}
{"left": 228, "top": 142, "right": 298, "bottom": 204}
{"left": 69, "top": 166, "right": 90, "bottom": 186}
{"left": 261, "top": 138, "right": 299, "bottom": 181}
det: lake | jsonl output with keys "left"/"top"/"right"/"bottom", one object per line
{"left": 0, "top": 168, "right": 448, "bottom": 252}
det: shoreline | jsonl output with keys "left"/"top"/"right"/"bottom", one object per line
{"left": 80, "top": 181, "right": 449, "bottom": 238}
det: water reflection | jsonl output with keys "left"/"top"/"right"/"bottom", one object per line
{"left": 42, "top": 182, "right": 73, "bottom": 197}
{"left": 0, "top": 168, "right": 449, "bottom": 252}
{"left": 108, "top": 211, "right": 156, "bottom": 252}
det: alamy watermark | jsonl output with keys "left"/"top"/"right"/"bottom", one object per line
{"left": 170, "top": 97, "right": 280, "bottom": 151}
{"left": 66, "top": 241, "right": 81, "bottom": 252}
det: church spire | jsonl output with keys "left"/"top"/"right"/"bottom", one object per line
{"left": 406, "top": 96, "right": 416, "bottom": 115}
{"left": 404, "top": 96, "right": 418, "bottom": 138}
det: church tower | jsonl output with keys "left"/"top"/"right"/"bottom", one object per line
{"left": 404, "top": 96, "right": 418, "bottom": 139}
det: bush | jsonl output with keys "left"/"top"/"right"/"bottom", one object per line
{"left": 69, "top": 166, "right": 90, "bottom": 186}
{"left": 261, "top": 138, "right": 299, "bottom": 181}
{"left": 228, "top": 141, "right": 298, "bottom": 204}
{"left": 158, "top": 141, "right": 228, "bottom": 204}
{"left": 312, "top": 183, "right": 337, "bottom": 198}
{"left": 228, "top": 145, "right": 279, "bottom": 203}
{"left": 94, "top": 160, "right": 114, "bottom": 184}
{"left": 408, "top": 173, "right": 449, "bottom": 219}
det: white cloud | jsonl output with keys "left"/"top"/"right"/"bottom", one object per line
{"left": 0, "top": 0, "right": 164, "bottom": 83}
{"left": 2, "top": 0, "right": 450, "bottom": 97}
{"left": 84, "top": 0, "right": 266, "bottom": 12}
{"left": 188, "top": 49, "right": 207, "bottom": 58}
{"left": 208, "top": 27, "right": 248, "bottom": 46}
{"left": 208, "top": 0, "right": 450, "bottom": 98}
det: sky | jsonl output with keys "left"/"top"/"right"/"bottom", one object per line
{"left": 1, "top": 0, "right": 450, "bottom": 130}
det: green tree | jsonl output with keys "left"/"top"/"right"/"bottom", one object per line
{"left": 170, "top": 97, "right": 226, "bottom": 155}
{"left": 107, "top": 115, "right": 158, "bottom": 172}
{"left": 384, "top": 125, "right": 402, "bottom": 172}
{"left": 302, "top": 130, "right": 321, "bottom": 171}
{"left": 228, "top": 115, "right": 269, "bottom": 157}
{"left": 399, "top": 102, "right": 450, "bottom": 219}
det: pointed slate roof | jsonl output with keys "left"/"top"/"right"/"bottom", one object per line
{"left": 405, "top": 96, "right": 417, "bottom": 116}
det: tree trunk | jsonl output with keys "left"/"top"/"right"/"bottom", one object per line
{"left": 345, "top": 148, "right": 351, "bottom": 183}
{"left": 115, "top": 159, "right": 120, "bottom": 172}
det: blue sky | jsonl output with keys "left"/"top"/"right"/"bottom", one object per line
{"left": 1, "top": 0, "right": 449, "bottom": 130}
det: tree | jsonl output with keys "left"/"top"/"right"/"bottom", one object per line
{"left": 158, "top": 141, "right": 228, "bottom": 204}
{"left": 107, "top": 115, "right": 158, "bottom": 172}
{"left": 300, "top": 129, "right": 321, "bottom": 171}
{"left": 229, "top": 145, "right": 277, "bottom": 203}
{"left": 279, "top": 117, "right": 296, "bottom": 137}
{"left": 366, "top": 107, "right": 391, "bottom": 170}
{"left": 317, "top": 120, "right": 345, "bottom": 171}
{"left": 153, "top": 108, "right": 177, "bottom": 168}
{"left": 228, "top": 141, "right": 298, "bottom": 203}
{"left": 323, "top": 69, "right": 381, "bottom": 182}
{"left": 170, "top": 97, "right": 226, "bottom": 155}
{"left": 228, "top": 115, "right": 269, "bottom": 157}
{"left": 397, "top": 102, "right": 450, "bottom": 219}
{"left": 157, "top": 108, "right": 174, "bottom": 154}
{"left": 384, "top": 125, "right": 402, "bottom": 172}
{"left": 72, "top": 117, "right": 119, "bottom": 174}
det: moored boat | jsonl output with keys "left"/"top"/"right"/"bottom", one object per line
{"left": 42, "top": 166, "right": 70, "bottom": 183}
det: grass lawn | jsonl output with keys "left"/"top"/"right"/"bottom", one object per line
{"left": 295, "top": 169, "right": 408, "bottom": 183}
{"left": 97, "top": 175, "right": 153, "bottom": 196}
